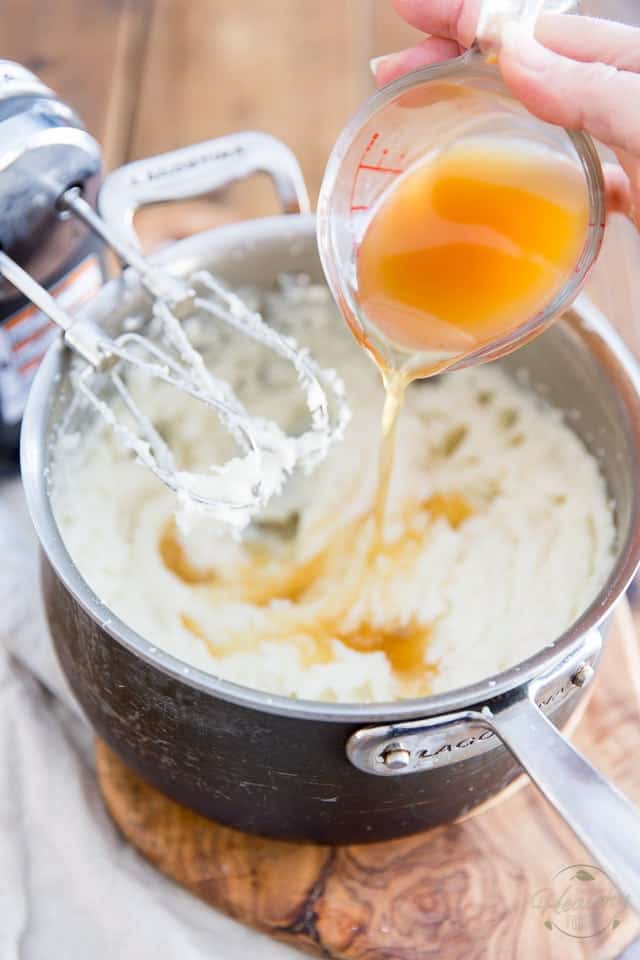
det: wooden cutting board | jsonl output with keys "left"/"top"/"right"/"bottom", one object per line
{"left": 97, "top": 602, "right": 640, "bottom": 959}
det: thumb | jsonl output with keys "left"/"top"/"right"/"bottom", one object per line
{"left": 499, "top": 23, "right": 640, "bottom": 158}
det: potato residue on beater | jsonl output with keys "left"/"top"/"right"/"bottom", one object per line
{"left": 52, "top": 280, "right": 614, "bottom": 703}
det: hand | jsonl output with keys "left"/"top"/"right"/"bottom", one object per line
{"left": 372, "top": 1, "right": 640, "bottom": 225}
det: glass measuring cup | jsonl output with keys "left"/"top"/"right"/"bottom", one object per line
{"left": 317, "top": 46, "right": 605, "bottom": 378}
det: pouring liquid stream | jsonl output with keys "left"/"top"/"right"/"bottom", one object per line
{"left": 357, "top": 134, "right": 590, "bottom": 545}
{"left": 335, "top": 134, "right": 591, "bottom": 676}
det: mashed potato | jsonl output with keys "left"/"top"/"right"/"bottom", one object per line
{"left": 52, "top": 280, "right": 615, "bottom": 702}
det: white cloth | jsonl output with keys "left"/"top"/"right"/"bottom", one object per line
{"left": 0, "top": 479, "right": 300, "bottom": 960}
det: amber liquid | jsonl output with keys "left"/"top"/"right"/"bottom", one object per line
{"left": 357, "top": 138, "right": 589, "bottom": 359}
{"left": 160, "top": 140, "right": 589, "bottom": 694}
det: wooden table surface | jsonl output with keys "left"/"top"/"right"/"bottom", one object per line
{"left": 3, "top": 1, "right": 424, "bottom": 216}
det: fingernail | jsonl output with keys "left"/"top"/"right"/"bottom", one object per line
{"left": 369, "top": 51, "right": 407, "bottom": 84}
{"left": 369, "top": 55, "right": 388, "bottom": 78}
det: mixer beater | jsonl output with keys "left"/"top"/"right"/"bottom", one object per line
{"left": 0, "top": 131, "right": 350, "bottom": 528}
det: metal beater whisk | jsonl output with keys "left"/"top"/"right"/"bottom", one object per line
{"left": 0, "top": 137, "right": 350, "bottom": 527}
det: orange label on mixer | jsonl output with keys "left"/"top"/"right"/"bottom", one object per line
{"left": 0, "top": 255, "right": 102, "bottom": 423}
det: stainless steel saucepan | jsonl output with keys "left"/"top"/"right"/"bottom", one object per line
{"left": 19, "top": 134, "right": 640, "bottom": 910}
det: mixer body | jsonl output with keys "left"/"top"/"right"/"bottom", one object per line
{"left": 0, "top": 60, "right": 104, "bottom": 474}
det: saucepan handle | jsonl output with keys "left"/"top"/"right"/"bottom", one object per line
{"left": 484, "top": 685, "right": 640, "bottom": 913}
{"left": 347, "top": 626, "right": 640, "bottom": 912}
{"left": 97, "top": 131, "right": 310, "bottom": 251}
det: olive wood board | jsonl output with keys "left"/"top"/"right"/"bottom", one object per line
{"left": 96, "top": 602, "right": 640, "bottom": 959}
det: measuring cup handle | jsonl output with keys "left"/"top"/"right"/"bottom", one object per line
{"left": 98, "top": 131, "right": 311, "bottom": 251}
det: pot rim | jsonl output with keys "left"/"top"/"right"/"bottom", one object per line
{"left": 21, "top": 213, "right": 640, "bottom": 723}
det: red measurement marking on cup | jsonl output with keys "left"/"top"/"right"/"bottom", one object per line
{"left": 358, "top": 163, "right": 403, "bottom": 174}
{"left": 349, "top": 133, "right": 406, "bottom": 214}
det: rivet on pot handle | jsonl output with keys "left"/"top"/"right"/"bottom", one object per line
{"left": 347, "top": 629, "right": 640, "bottom": 913}
{"left": 97, "top": 131, "right": 311, "bottom": 252}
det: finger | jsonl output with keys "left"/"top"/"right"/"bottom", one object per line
{"left": 372, "top": 36, "right": 462, "bottom": 86}
{"left": 499, "top": 24, "right": 640, "bottom": 156}
{"left": 609, "top": 152, "right": 640, "bottom": 227}
{"left": 535, "top": 14, "right": 640, "bottom": 73}
{"left": 603, "top": 163, "right": 635, "bottom": 221}
{"left": 391, "top": 0, "right": 481, "bottom": 48}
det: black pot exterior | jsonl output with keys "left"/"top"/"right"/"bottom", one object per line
{"left": 28, "top": 216, "right": 640, "bottom": 845}
{"left": 43, "top": 557, "right": 582, "bottom": 844}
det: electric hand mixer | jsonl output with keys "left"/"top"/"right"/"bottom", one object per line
{"left": 0, "top": 88, "right": 349, "bottom": 528}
